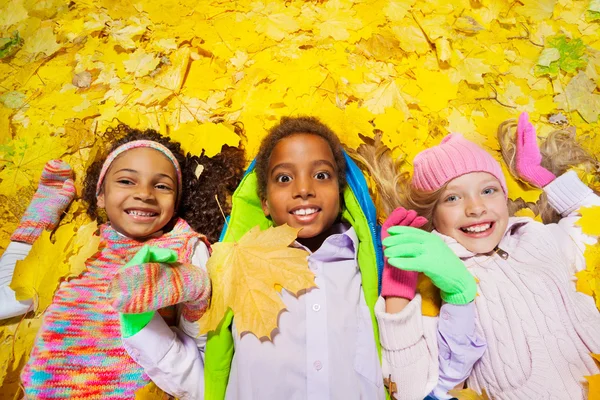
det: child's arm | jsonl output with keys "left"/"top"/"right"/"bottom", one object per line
{"left": 111, "top": 243, "right": 210, "bottom": 399}
{"left": 0, "top": 242, "right": 34, "bottom": 319}
{"left": 376, "top": 294, "right": 438, "bottom": 399}
{"left": 543, "top": 171, "right": 600, "bottom": 272}
{"left": 431, "top": 302, "right": 486, "bottom": 399}
{"left": 515, "top": 113, "right": 600, "bottom": 272}
{"left": 382, "top": 226, "right": 485, "bottom": 399}
{"left": 0, "top": 160, "right": 75, "bottom": 320}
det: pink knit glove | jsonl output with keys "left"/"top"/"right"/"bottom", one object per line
{"left": 381, "top": 207, "right": 428, "bottom": 300}
{"left": 516, "top": 112, "right": 556, "bottom": 188}
{"left": 11, "top": 160, "right": 76, "bottom": 244}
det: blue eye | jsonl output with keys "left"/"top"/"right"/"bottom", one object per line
{"left": 482, "top": 187, "right": 496, "bottom": 195}
{"left": 445, "top": 194, "right": 459, "bottom": 202}
{"left": 315, "top": 171, "right": 330, "bottom": 180}
{"left": 276, "top": 174, "right": 292, "bottom": 183}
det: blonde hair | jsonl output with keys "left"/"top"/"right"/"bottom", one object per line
{"left": 497, "top": 119, "right": 599, "bottom": 223}
{"left": 350, "top": 119, "right": 599, "bottom": 231}
{"left": 347, "top": 132, "right": 443, "bottom": 232}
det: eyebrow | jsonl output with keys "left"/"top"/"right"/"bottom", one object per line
{"left": 114, "top": 168, "right": 176, "bottom": 183}
{"left": 271, "top": 160, "right": 336, "bottom": 174}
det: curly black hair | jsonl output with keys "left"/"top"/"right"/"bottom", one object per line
{"left": 254, "top": 116, "right": 347, "bottom": 200}
{"left": 82, "top": 124, "right": 246, "bottom": 243}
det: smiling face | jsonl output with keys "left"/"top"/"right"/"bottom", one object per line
{"left": 97, "top": 147, "right": 177, "bottom": 240}
{"left": 432, "top": 172, "right": 509, "bottom": 254}
{"left": 261, "top": 133, "right": 341, "bottom": 241}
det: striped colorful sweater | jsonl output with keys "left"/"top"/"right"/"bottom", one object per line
{"left": 21, "top": 218, "right": 201, "bottom": 399}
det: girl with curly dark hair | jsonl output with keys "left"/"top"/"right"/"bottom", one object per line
{"left": 0, "top": 125, "right": 245, "bottom": 399}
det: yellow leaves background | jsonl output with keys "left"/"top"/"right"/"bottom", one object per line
{"left": 1, "top": 0, "right": 600, "bottom": 396}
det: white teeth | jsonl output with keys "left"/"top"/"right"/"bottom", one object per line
{"left": 292, "top": 208, "right": 318, "bottom": 216}
{"left": 463, "top": 223, "right": 491, "bottom": 233}
{"left": 128, "top": 210, "right": 156, "bottom": 217}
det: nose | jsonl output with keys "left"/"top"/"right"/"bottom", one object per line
{"left": 465, "top": 196, "right": 486, "bottom": 217}
{"left": 292, "top": 175, "right": 315, "bottom": 200}
{"left": 134, "top": 183, "right": 156, "bottom": 201}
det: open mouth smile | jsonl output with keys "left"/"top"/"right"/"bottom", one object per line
{"left": 125, "top": 209, "right": 159, "bottom": 221}
{"left": 460, "top": 221, "right": 495, "bottom": 237}
{"left": 289, "top": 206, "right": 321, "bottom": 223}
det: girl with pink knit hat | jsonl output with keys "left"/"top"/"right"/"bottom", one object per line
{"left": 376, "top": 113, "right": 600, "bottom": 399}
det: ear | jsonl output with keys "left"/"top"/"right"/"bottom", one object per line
{"left": 261, "top": 198, "right": 270, "bottom": 217}
{"left": 97, "top": 193, "right": 105, "bottom": 209}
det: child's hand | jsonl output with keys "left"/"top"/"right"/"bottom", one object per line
{"left": 380, "top": 207, "right": 427, "bottom": 300}
{"left": 11, "top": 160, "right": 76, "bottom": 244}
{"left": 383, "top": 226, "right": 477, "bottom": 305}
{"left": 108, "top": 245, "right": 211, "bottom": 338}
{"left": 516, "top": 112, "right": 556, "bottom": 188}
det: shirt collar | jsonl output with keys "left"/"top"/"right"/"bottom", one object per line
{"left": 293, "top": 223, "right": 358, "bottom": 262}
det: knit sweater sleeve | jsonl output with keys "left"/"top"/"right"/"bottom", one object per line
{"left": 543, "top": 170, "right": 600, "bottom": 273}
{"left": 375, "top": 294, "right": 439, "bottom": 400}
{"left": 0, "top": 241, "right": 34, "bottom": 319}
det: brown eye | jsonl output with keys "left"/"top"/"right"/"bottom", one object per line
{"left": 315, "top": 172, "right": 330, "bottom": 180}
{"left": 276, "top": 174, "right": 292, "bottom": 183}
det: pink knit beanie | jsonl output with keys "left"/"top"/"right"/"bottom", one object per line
{"left": 412, "top": 133, "right": 507, "bottom": 197}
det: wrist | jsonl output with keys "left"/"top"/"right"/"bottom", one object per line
{"left": 381, "top": 263, "right": 418, "bottom": 300}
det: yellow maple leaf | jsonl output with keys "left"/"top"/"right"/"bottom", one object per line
{"left": 8, "top": 215, "right": 101, "bottom": 316}
{"left": 124, "top": 49, "right": 160, "bottom": 78}
{"left": 67, "top": 220, "right": 102, "bottom": 277}
{"left": 418, "top": 275, "right": 441, "bottom": 317}
{"left": 448, "top": 387, "right": 491, "bottom": 400}
{"left": 586, "top": 373, "right": 600, "bottom": 400}
{"left": 199, "top": 225, "right": 315, "bottom": 340}
{"left": 21, "top": 26, "right": 62, "bottom": 59}
{"left": 576, "top": 206, "right": 600, "bottom": 236}
{"left": 0, "top": 135, "right": 66, "bottom": 196}
{"left": 135, "top": 382, "right": 170, "bottom": 399}
{"left": 576, "top": 243, "right": 600, "bottom": 310}
{"left": 10, "top": 228, "right": 73, "bottom": 314}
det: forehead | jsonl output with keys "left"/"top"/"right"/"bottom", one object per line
{"left": 109, "top": 147, "right": 176, "bottom": 175}
{"left": 445, "top": 172, "right": 500, "bottom": 190}
{"left": 268, "top": 133, "right": 335, "bottom": 168}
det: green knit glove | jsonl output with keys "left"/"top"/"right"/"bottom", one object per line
{"left": 117, "top": 246, "right": 178, "bottom": 338}
{"left": 382, "top": 226, "right": 477, "bottom": 305}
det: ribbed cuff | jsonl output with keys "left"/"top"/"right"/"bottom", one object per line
{"left": 381, "top": 262, "right": 418, "bottom": 300}
{"left": 375, "top": 295, "right": 423, "bottom": 350}
{"left": 522, "top": 166, "right": 556, "bottom": 188}
{"left": 441, "top": 277, "right": 477, "bottom": 305}
{"left": 10, "top": 225, "right": 44, "bottom": 244}
{"left": 544, "top": 171, "right": 593, "bottom": 216}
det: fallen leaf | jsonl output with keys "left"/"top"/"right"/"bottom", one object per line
{"left": 199, "top": 225, "right": 314, "bottom": 340}
{"left": 554, "top": 72, "right": 600, "bottom": 123}
{"left": 448, "top": 387, "right": 491, "bottom": 400}
{"left": 576, "top": 206, "right": 600, "bottom": 236}
{"left": 10, "top": 227, "right": 74, "bottom": 314}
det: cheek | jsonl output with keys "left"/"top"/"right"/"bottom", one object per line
{"left": 432, "top": 207, "right": 454, "bottom": 235}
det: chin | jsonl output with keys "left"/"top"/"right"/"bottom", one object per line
{"left": 462, "top": 240, "right": 499, "bottom": 255}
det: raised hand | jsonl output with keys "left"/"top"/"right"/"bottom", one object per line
{"left": 380, "top": 207, "right": 428, "bottom": 300}
{"left": 108, "top": 245, "right": 211, "bottom": 337}
{"left": 383, "top": 226, "right": 477, "bottom": 305}
{"left": 11, "top": 160, "right": 76, "bottom": 244}
{"left": 515, "top": 112, "right": 556, "bottom": 188}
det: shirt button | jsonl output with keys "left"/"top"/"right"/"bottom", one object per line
{"left": 314, "top": 360, "right": 322, "bottom": 370}
{"left": 312, "top": 304, "right": 321, "bottom": 312}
